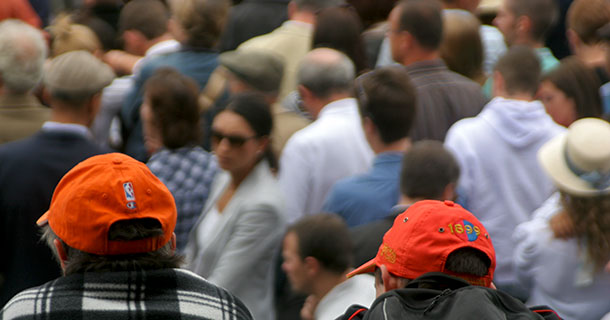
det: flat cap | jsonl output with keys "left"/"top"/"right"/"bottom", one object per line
{"left": 44, "top": 50, "right": 115, "bottom": 98}
{"left": 220, "top": 50, "right": 284, "bottom": 93}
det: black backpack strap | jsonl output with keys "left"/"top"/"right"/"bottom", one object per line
{"left": 333, "top": 304, "right": 368, "bottom": 320}
{"left": 529, "top": 305, "right": 563, "bottom": 320}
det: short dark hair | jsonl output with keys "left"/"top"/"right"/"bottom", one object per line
{"left": 144, "top": 68, "right": 201, "bottom": 149}
{"left": 41, "top": 220, "right": 183, "bottom": 275}
{"left": 223, "top": 92, "right": 277, "bottom": 170}
{"left": 396, "top": 0, "right": 443, "bottom": 50}
{"left": 507, "top": 0, "right": 558, "bottom": 42}
{"left": 355, "top": 66, "right": 417, "bottom": 144}
{"left": 119, "top": 0, "right": 169, "bottom": 40}
{"left": 494, "top": 45, "right": 541, "bottom": 96}
{"left": 542, "top": 57, "right": 602, "bottom": 120}
{"left": 287, "top": 214, "right": 353, "bottom": 274}
{"left": 567, "top": 0, "right": 610, "bottom": 44}
{"left": 312, "top": 6, "right": 368, "bottom": 74}
{"left": 445, "top": 247, "right": 491, "bottom": 277}
{"left": 400, "top": 140, "right": 460, "bottom": 199}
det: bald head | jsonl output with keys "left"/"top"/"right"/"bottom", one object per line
{"left": 297, "top": 48, "right": 355, "bottom": 99}
{"left": 0, "top": 20, "right": 47, "bottom": 94}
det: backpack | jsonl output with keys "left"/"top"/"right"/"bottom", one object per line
{"left": 337, "top": 273, "right": 561, "bottom": 320}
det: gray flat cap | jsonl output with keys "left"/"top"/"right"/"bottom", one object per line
{"left": 220, "top": 50, "right": 284, "bottom": 93}
{"left": 44, "top": 50, "right": 115, "bottom": 98}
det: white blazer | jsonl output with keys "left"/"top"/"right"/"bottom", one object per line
{"left": 185, "top": 160, "right": 286, "bottom": 320}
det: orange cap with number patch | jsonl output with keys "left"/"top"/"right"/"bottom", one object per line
{"left": 36, "top": 153, "right": 177, "bottom": 256}
{"left": 347, "top": 200, "right": 496, "bottom": 287}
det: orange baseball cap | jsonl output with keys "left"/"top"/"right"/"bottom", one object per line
{"left": 37, "top": 153, "right": 177, "bottom": 255}
{"left": 347, "top": 200, "right": 496, "bottom": 287}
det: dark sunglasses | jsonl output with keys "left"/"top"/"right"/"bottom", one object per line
{"left": 210, "top": 130, "right": 257, "bottom": 147}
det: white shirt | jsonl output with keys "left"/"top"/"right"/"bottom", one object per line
{"left": 196, "top": 205, "right": 223, "bottom": 248}
{"left": 315, "top": 274, "right": 376, "bottom": 320}
{"left": 513, "top": 193, "right": 610, "bottom": 320}
{"left": 279, "top": 98, "right": 374, "bottom": 224}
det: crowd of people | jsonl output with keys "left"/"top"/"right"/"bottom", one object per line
{"left": 0, "top": 0, "right": 609, "bottom": 319}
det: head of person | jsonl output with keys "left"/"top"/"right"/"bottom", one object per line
{"left": 43, "top": 50, "right": 115, "bottom": 126}
{"left": 538, "top": 57, "right": 602, "bottom": 127}
{"left": 492, "top": 45, "right": 541, "bottom": 99}
{"left": 282, "top": 214, "right": 353, "bottom": 294}
{"left": 388, "top": 0, "right": 443, "bottom": 65}
{"left": 566, "top": 0, "right": 610, "bottom": 51}
{"left": 440, "top": 10, "right": 485, "bottom": 84}
{"left": 312, "top": 5, "right": 368, "bottom": 74}
{"left": 347, "top": 200, "right": 495, "bottom": 296}
{"left": 48, "top": 15, "right": 103, "bottom": 58}
{"left": 168, "top": 0, "right": 229, "bottom": 48}
{"left": 119, "top": 0, "right": 170, "bottom": 56}
{"left": 211, "top": 92, "right": 275, "bottom": 175}
{"left": 38, "top": 153, "right": 182, "bottom": 275}
{"left": 297, "top": 48, "right": 356, "bottom": 118}
{"left": 219, "top": 50, "right": 284, "bottom": 103}
{"left": 141, "top": 68, "right": 201, "bottom": 156}
{"left": 354, "top": 66, "right": 416, "bottom": 149}
{"left": 0, "top": 19, "right": 47, "bottom": 95}
{"left": 493, "top": 0, "right": 558, "bottom": 47}
{"left": 538, "top": 118, "right": 610, "bottom": 272}
{"left": 439, "top": 0, "right": 482, "bottom": 13}
{"left": 400, "top": 140, "right": 460, "bottom": 202}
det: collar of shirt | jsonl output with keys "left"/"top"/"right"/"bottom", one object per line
{"left": 404, "top": 58, "right": 447, "bottom": 74}
{"left": 41, "top": 121, "right": 92, "bottom": 139}
{"left": 317, "top": 97, "right": 358, "bottom": 119}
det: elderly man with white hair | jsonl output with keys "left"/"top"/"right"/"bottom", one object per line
{"left": 0, "top": 19, "right": 49, "bottom": 144}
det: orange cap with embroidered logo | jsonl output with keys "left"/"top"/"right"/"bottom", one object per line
{"left": 347, "top": 200, "right": 496, "bottom": 287}
{"left": 36, "top": 153, "right": 177, "bottom": 255}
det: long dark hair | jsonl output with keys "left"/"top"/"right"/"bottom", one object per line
{"left": 224, "top": 92, "right": 277, "bottom": 171}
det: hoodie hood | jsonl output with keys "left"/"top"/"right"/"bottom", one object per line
{"left": 480, "top": 97, "right": 563, "bottom": 148}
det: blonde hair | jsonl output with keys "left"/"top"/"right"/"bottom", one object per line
{"left": 48, "top": 15, "right": 102, "bottom": 57}
{"left": 169, "top": 0, "right": 229, "bottom": 48}
{"left": 440, "top": 11, "right": 484, "bottom": 84}
{"left": 561, "top": 192, "right": 610, "bottom": 272}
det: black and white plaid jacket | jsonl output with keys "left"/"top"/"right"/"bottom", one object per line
{"left": 1, "top": 268, "right": 252, "bottom": 320}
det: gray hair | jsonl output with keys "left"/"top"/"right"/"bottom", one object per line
{"left": 0, "top": 20, "right": 47, "bottom": 94}
{"left": 297, "top": 48, "right": 355, "bottom": 98}
{"left": 40, "top": 223, "right": 183, "bottom": 275}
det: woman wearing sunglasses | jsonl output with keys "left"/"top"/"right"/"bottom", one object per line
{"left": 185, "top": 92, "right": 285, "bottom": 320}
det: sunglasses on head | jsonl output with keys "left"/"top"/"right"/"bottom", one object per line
{"left": 210, "top": 130, "right": 257, "bottom": 147}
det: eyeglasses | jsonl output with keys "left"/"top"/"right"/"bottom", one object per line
{"left": 210, "top": 130, "right": 257, "bottom": 147}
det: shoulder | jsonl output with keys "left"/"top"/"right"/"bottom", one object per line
{"left": 170, "top": 269, "right": 254, "bottom": 319}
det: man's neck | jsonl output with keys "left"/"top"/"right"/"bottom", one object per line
{"left": 144, "top": 33, "right": 174, "bottom": 55}
{"left": 290, "top": 11, "right": 316, "bottom": 25}
{"left": 313, "top": 92, "right": 351, "bottom": 119}
{"left": 371, "top": 138, "right": 410, "bottom": 155}
{"left": 401, "top": 50, "right": 440, "bottom": 66}
{"left": 312, "top": 270, "right": 349, "bottom": 303}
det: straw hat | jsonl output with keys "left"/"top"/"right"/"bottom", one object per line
{"left": 538, "top": 118, "right": 610, "bottom": 196}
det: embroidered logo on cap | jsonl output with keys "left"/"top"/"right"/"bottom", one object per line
{"left": 123, "top": 182, "right": 137, "bottom": 209}
{"left": 448, "top": 219, "right": 481, "bottom": 242}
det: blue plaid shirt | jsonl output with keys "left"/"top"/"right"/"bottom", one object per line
{"left": 148, "top": 146, "right": 218, "bottom": 251}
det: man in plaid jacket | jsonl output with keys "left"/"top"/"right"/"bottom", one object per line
{"left": 1, "top": 153, "right": 252, "bottom": 320}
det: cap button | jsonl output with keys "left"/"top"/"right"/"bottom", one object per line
{"left": 112, "top": 157, "right": 123, "bottom": 165}
{"left": 444, "top": 200, "right": 455, "bottom": 207}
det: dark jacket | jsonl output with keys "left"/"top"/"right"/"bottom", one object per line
{"left": 0, "top": 129, "right": 105, "bottom": 306}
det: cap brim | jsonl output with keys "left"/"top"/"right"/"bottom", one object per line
{"left": 36, "top": 210, "right": 50, "bottom": 226}
{"left": 346, "top": 258, "right": 377, "bottom": 278}
{"left": 538, "top": 133, "right": 610, "bottom": 196}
